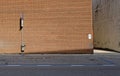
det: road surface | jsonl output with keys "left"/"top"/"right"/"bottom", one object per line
{"left": 0, "top": 66, "right": 120, "bottom": 76}
{"left": 0, "top": 49, "right": 119, "bottom": 76}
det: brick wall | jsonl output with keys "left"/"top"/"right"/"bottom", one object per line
{"left": 0, "top": 0, "right": 93, "bottom": 53}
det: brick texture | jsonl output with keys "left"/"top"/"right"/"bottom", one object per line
{"left": 0, "top": 0, "right": 93, "bottom": 54}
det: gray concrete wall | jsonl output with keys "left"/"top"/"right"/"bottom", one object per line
{"left": 93, "top": 0, "right": 120, "bottom": 52}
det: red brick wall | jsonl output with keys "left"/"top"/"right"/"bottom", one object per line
{"left": 0, "top": 0, "right": 93, "bottom": 53}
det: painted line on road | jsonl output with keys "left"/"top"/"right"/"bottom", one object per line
{"left": 7, "top": 65, "right": 21, "bottom": 66}
{"left": 97, "top": 56, "right": 115, "bottom": 64}
{"left": 71, "top": 65, "right": 85, "bottom": 67}
{"left": 0, "top": 64, "right": 116, "bottom": 67}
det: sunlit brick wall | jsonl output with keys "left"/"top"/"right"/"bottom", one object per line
{"left": 0, "top": 0, "right": 93, "bottom": 53}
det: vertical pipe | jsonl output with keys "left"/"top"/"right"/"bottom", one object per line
{"left": 20, "top": 14, "right": 25, "bottom": 53}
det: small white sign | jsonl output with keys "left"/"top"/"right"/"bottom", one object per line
{"left": 88, "top": 34, "right": 92, "bottom": 39}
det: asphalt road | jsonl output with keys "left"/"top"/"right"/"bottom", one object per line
{"left": 0, "top": 66, "right": 120, "bottom": 76}
{"left": 0, "top": 50, "right": 119, "bottom": 76}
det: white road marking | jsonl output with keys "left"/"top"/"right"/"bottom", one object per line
{"left": 0, "top": 64, "right": 116, "bottom": 67}
{"left": 71, "top": 65, "right": 85, "bottom": 67}
{"left": 7, "top": 65, "right": 21, "bottom": 66}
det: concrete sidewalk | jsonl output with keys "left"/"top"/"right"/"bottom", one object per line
{"left": 0, "top": 49, "right": 119, "bottom": 66}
